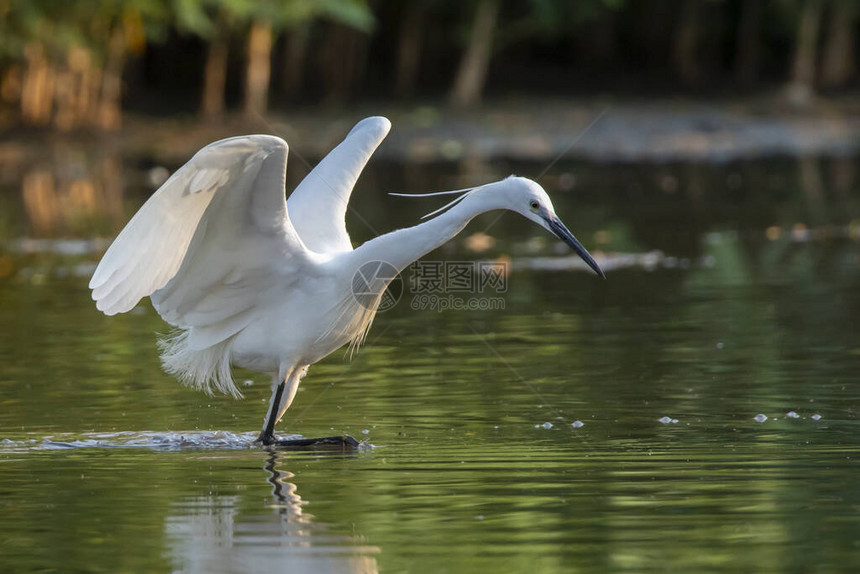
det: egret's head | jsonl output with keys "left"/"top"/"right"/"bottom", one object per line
{"left": 500, "top": 176, "right": 605, "bottom": 278}
{"left": 390, "top": 175, "right": 605, "bottom": 279}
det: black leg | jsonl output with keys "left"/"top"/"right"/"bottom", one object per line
{"left": 256, "top": 380, "right": 285, "bottom": 445}
{"left": 255, "top": 381, "right": 360, "bottom": 450}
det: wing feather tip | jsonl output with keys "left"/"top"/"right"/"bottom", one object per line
{"left": 198, "top": 134, "right": 288, "bottom": 159}
{"left": 88, "top": 265, "right": 113, "bottom": 290}
{"left": 350, "top": 116, "right": 391, "bottom": 141}
{"left": 95, "top": 294, "right": 139, "bottom": 316}
{"left": 95, "top": 302, "right": 118, "bottom": 316}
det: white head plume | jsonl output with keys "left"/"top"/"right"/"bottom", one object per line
{"left": 389, "top": 186, "right": 479, "bottom": 219}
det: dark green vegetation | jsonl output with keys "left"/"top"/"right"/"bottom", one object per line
{"left": 0, "top": 0, "right": 857, "bottom": 131}
{"left": 1, "top": 154, "right": 859, "bottom": 572}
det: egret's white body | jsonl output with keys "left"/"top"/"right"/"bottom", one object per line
{"left": 90, "top": 116, "right": 603, "bottom": 444}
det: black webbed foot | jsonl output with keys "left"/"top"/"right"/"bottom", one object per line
{"left": 256, "top": 431, "right": 276, "bottom": 446}
{"left": 257, "top": 433, "right": 360, "bottom": 450}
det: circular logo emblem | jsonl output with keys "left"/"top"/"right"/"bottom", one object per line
{"left": 351, "top": 260, "right": 403, "bottom": 311}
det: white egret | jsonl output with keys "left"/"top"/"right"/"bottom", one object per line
{"left": 89, "top": 116, "right": 604, "bottom": 447}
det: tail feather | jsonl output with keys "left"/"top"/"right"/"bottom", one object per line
{"left": 157, "top": 329, "right": 242, "bottom": 398}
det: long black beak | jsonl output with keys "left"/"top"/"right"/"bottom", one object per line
{"left": 545, "top": 217, "right": 605, "bottom": 279}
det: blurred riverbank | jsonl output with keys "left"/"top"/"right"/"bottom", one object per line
{"left": 1, "top": 95, "right": 859, "bottom": 171}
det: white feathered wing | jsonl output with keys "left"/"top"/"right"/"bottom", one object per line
{"left": 90, "top": 135, "right": 310, "bottom": 396}
{"left": 90, "top": 118, "right": 392, "bottom": 397}
{"left": 286, "top": 116, "right": 390, "bottom": 253}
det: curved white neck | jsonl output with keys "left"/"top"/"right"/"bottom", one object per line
{"left": 347, "top": 187, "right": 502, "bottom": 274}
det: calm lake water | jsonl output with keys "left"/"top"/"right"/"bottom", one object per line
{"left": 1, "top": 148, "right": 859, "bottom": 573}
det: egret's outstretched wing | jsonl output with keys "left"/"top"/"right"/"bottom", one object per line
{"left": 90, "top": 135, "right": 309, "bottom": 347}
{"left": 287, "top": 116, "right": 390, "bottom": 254}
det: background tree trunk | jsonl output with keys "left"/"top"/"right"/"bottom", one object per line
{"left": 53, "top": 66, "right": 75, "bottom": 130}
{"left": 244, "top": 20, "right": 273, "bottom": 118}
{"left": 734, "top": 0, "right": 763, "bottom": 85}
{"left": 673, "top": 0, "right": 702, "bottom": 85}
{"left": 71, "top": 48, "right": 95, "bottom": 128}
{"left": 96, "top": 26, "right": 126, "bottom": 131}
{"left": 21, "top": 43, "right": 54, "bottom": 126}
{"left": 319, "top": 24, "right": 368, "bottom": 103}
{"left": 820, "top": 0, "right": 856, "bottom": 88}
{"left": 788, "top": 0, "right": 824, "bottom": 104}
{"left": 579, "top": 9, "right": 618, "bottom": 70}
{"left": 639, "top": 1, "right": 674, "bottom": 72}
{"left": 449, "top": 0, "right": 499, "bottom": 108}
{"left": 54, "top": 48, "right": 91, "bottom": 130}
{"left": 201, "top": 14, "right": 229, "bottom": 118}
{"left": 394, "top": 3, "right": 424, "bottom": 99}
{"left": 0, "top": 65, "right": 22, "bottom": 106}
{"left": 281, "top": 25, "right": 309, "bottom": 99}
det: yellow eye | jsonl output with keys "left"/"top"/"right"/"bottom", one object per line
{"left": 529, "top": 200, "right": 540, "bottom": 211}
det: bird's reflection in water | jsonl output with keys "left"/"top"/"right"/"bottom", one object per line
{"left": 165, "top": 451, "right": 379, "bottom": 574}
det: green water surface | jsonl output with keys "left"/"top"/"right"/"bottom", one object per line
{"left": 1, "top": 154, "right": 859, "bottom": 573}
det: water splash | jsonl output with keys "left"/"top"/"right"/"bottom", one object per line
{"left": 2, "top": 431, "right": 267, "bottom": 452}
{"left": 1, "top": 430, "right": 374, "bottom": 452}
